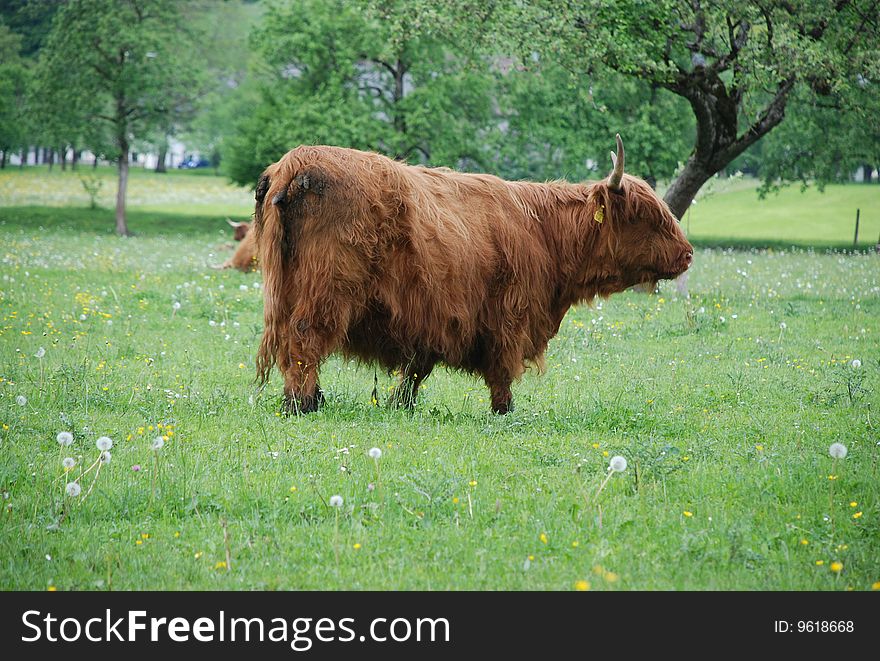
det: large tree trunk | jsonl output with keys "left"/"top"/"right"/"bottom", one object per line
{"left": 664, "top": 159, "right": 713, "bottom": 220}
{"left": 155, "top": 138, "right": 168, "bottom": 173}
{"left": 662, "top": 74, "right": 794, "bottom": 219}
{"left": 115, "top": 142, "right": 130, "bottom": 236}
{"left": 0, "top": 151, "right": 6, "bottom": 169}
{"left": 60, "top": 147, "right": 67, "bottom": 171}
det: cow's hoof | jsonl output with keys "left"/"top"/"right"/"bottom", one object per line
{"left": 282, "top": 389, "right": 324, "bottom": 415}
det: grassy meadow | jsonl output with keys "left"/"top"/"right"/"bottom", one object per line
{"left": 0, "top": 166, "right": 878, "bottom": 590}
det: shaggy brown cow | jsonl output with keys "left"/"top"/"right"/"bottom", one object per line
{"left": 254, "top": 136, "right": 692, "bottom": 414}
{"left": 215, "top": 220, "right": 259, "bottom": 271}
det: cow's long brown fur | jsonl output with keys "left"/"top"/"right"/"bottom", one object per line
{"left": 253, "top": 145, "right": 692, "bottom": 413}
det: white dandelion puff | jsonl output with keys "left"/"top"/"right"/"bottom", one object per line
{"left": 96, "top": 436, "right": 113, "bottom": 451}
{"left": 851, "top": 359, "right": 861, "bottom": 369}
{"left": 329, "top": 495, "right": 343, "bottom": 508}
{"left": 15, "top": 395, "right": 26, "bottom": 406}
{"left": 779, "top": 322, "right": 787, "bottom": 330}
{"left": 368, "top": 447, "right": 382, "bottom": 460}
{"left": 609, "top": 455, "right": 628, "bottom": 472}
{"left": 62, "top": 457, "right": 76, "bottom": 470}
{"left": 65, "top": 482, "right": 81, "bottom": 498}
{"left": 100, "top": 451, "right": 111, "bottom": 464}
{"left": 829, "top": 443, "right": 848, "bottom": 459}
{"left": 56, "top": 431, "right": 73, "bottom": 447}
{"left": 151, "top": 436, "right": 164, "bottom": 451}
{"left": 35, "top": 347, "right": 46, "bottom": 358}
{"left": 172, "top": 301, "right": 181, "bottom": 311}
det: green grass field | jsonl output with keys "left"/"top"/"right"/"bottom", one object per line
{"left": 0, "top": 166, "right": 878, "bottom": 590}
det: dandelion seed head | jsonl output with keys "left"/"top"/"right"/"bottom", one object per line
{"left": 151, "top": 436, "right": 164, "bottom": 451}
{"left": 172, "top": 301, "right": 181, "bottom": 310}
{"left": 829, "top": 443, "right": 848, "bottom": 459}
{"left": 851, "top": 359, "right": 861, "bottom": 369}
{"left": 100, "top": 451, "right": 111, "bottom": 464}
{"left": 609, "top": 455, "right": 628, "bottom": 472}
{"left": 65, "top": 482, "right": 81, "bottom": 497}
{"left": 56, "top": 431, "right": 73, "bottom": 447}
{"left": 62, "top": 457, "right": 75, "bottom": 470}
{"left": 329, "top": 495, "right": 343, "bottom": 508}
{"left": 15, "top": 395, "right": 26, "bottom": 406}
{"left": 35, "top": 347, "right": 45, "bottom": 358}
{"left": 96, "top": 436, "right": 113, "bottom": 451}
{"left": 368, "top": 447, "right": 382, "bottom": 460}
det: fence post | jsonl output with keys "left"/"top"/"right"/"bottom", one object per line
{"left": 853, "top": 209, "right": 860, "bottom": 248}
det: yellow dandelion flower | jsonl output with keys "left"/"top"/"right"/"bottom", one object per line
{"left": 602, "top": 450, "right": 609, "bottom": 457}
{"left": 871, "top": 581, "right": 880, "bottom": 591}
{"left": 591, "top": 443, "right": 600, "bottom": 449}
{"left": 452, "top": 497, "right": 459, "bottom": 504}
{"left": 47, "top": 586, "right": 57, "bottom": 592}
{"left": 469, "top": 480, "right": 477, "bottom": 487}
{"left": 289, "top": 486, "right": 297, "bottom": 493}
{"left": 214, "top": 561, "right": 227, "bottom": 570}
{"left": 141, "top": 533, "right": 149, "bottom": 539}
{"left": 800, "top": 539, "right": 809, "bottom": 545}
{"left": 853, "top": 512, "right": 863, "bottom": 519}
{"left": 683, "top": 511, "right": 693, "bottom": 517}
{"left": 815, "top": 560, "right": 825, "bottom": 566}
{"left": 174, "top": 532, "right": 180, "bottom": 538}
{"left": 528, "top": 555, "right": 535, "bottom": 562}
{"left": 755, "top": 444, "right": 764, "bottom": 451}
{"left": 574, "top": 580, "right": 590, "bottom": 591}
{"left": 194, "top": 551, "right": 203, "bottom": 559}
{"left": 135, "top": 540, "right": 143, "bottom": 546}
{"left": 353, "top": 543, "right": 361, "bottom": 550}
{"left": 539, "top": 533, "right": 548, "bottom": 545}
{"left": 849, "top": 502, "right": 858, "bottom": 507}
{"left": 830, "top": 561, "right": 843, "bottom": 573}
{"left": 604, "top": 571, "right": 619, "bottom": 583}
{"left": 572, "top": 541, "right": 580, "bottom": 548}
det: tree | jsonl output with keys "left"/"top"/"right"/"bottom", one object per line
{"left": 486, "top": 0, "right": 879, "bottom": 218}
{"left": 0, "top": 21, "right": 28, "bottom": 168}
{"left": 35, "top": 0, "right": 204, "bottom": 235}
{"left": 225, "top": 0, "right": 496, "bottom": 186}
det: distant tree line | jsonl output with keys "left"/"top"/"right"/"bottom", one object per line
{"left": 1, "top": 0, "right": 877, "bottom": 234}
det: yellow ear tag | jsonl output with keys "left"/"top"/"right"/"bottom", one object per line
{"left": 593, "top": 206, "right": 604, "bottom": 223}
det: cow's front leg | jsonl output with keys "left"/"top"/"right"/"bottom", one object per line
{"left": 390, "top": 357, "right": 436, "bottom": 409}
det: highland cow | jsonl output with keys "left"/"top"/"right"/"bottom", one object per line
{"left": 254, "top": 136, "right": 692, "bottom": 414}
{"left": 215, "top": 220, "right": 259, "bottom": 271}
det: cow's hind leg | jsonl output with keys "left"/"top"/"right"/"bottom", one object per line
{"left": 280, "top": 326, "right": 340, "bottom": 415}
{"left": 390, "top": 356, "right": 436, "bottom": 409}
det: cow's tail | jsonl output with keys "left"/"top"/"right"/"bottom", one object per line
{"left": 254, "top": 171, "right": 288, "bottom": 386}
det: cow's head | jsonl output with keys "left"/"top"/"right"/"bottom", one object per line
{"left": 227, "top": 218, "right": 251, "bottom": 242}
{"left": 600, "top": 135, "right": 693, "bottom": 290}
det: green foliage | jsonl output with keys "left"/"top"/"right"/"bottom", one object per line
{"left": 0, "top": 21, "right": 28, "bottom": 156}
{"left": 224, "top": 0, "right": 496, "bottom": 186}
{"left": 32, "top": 0, "right": 205, "bottom": 160}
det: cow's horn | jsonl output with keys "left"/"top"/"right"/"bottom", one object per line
{"left": 608, "top": 134, "right": 625, "bottom": 191}
{"left": 226, "top": 218, "right": 243, "bottom": 227}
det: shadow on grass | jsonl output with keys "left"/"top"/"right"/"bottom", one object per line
{"left": 0, "top": 206, "right": 236, "bottom": 238}
{"left": 684, "top": 235, "right": 879, "bottom": 252}
{"left": 2, "top": 205, "right": 879, "bottom": 252}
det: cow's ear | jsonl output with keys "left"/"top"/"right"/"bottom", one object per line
{"left": 255, "top": 174, "right": 270, "bottom": 204}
